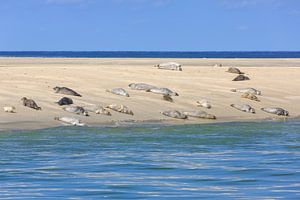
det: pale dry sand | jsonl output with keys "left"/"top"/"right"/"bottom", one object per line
{"left": 0, "top": 57, "right": 300, "bottom": 131}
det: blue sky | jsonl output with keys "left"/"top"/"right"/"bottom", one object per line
{"left": 0, "top": 0, "right": 299, "bottom": 51}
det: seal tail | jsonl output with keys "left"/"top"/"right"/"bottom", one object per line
{"left": 75, "top": 93, "right": 82, "bottom": 97}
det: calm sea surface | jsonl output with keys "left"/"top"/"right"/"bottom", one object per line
{"left": 0, "top": 121, "right": 299, "bottom": 199}
{"left": 1, "top": 51, "right": 300, "bottom": 58}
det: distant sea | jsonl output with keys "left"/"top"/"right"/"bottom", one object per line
{"left": 1, "top": 51, "right": 300, "bottom": 58}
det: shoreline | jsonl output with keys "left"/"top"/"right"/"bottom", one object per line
{"left": 0, "top": 57, "right": 299, "bottom": 131}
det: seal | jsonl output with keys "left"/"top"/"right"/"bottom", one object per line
{"left": 53, "top": 86, "right": 82, "bottom": 97}
{"left": 226, "top": 67, "right": 244, "bottom": 74}
{"left": 146, "top": 87, "right": 179, "bottom": 96}
{"left": 230, "top": 103, "right": 255, "bottom": 113}
{"left": 128, "top": 83, "right": 157, "bottom": 91}
{"left": 231, "top": 88, "right": 261, "bottom": 95}
{"left": 182, "top": 111, "right": 216, "bottom": 119}
{"left": 21, "top": 97, "right": 41, "bottom": 110}
{"left": 160, "top": 110, "right": 187, "bottom": 119}
{"left": 84, "top": 105, "right": 111, "bottom": 116}
{"left": 106, "top": 88, "right": 129, "bottom": 97}
{"left": 241, "top": 93, "right": 260, "bottom": 102}
{"left": 261, "top": 107, "right": 289, "bottom": 116}
{"left": 106, "top": 104, "right": 134, "bottom": 115}
{"left": 63, "top": 106, "right": 89, "bottom": 116}
{"left": 54, "top": 117, "right": 85, "bottom": 126}
{"left": 232, "top": 74, "right": 250, "bottom": 81}
{"left": 56, "top": 97, "right": 73, "bottom": 106}
{"left": 155, "top": 62, "right": 182, "bottom": 71}
{"left": 162, "top": 94, "right": 173, "bottom": 102}
{"left": 3, "top": 106, "right": 16, "bottom": 113}
{"left": 196, "top": 99, "right": 211, "bottom": 109}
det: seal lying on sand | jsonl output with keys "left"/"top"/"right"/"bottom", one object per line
{"left": 155, "top": 62, "right": 182, "bottom": 71}
{"left": 146, "top": 88, "right": 179, "bottom": 96}
{"left": 3, "top": 106, "right": 16, "bottom": 113}
{"left": 232, "top": 75, "right": 250, "bottom": 81}
{"left": 85, "top": 105, "right": 111, "bottom": 116}
{"left": 231, "top": 88, "right": 261, "bottom": 95}
{"left": 56, "top": 97, "right": 73, "bottom": 106}
{"left": 63, "top": 106, "right": 89, "bottom": 116}
{"left": 128, "top": 83, "right": 156, "bottom": 91}
{"left": 160, "top": 110, "right": 187, "bottom": 119}
{"left": 182, "top": 111, "right": 216, "bottom": 119}
{"left": 261, "top": 107, "right": 289, "bottom": 116}
{"left": 106, "top": 104, "right": 134, "bottom": 115}
{"left": 231, "top": 104, "right": 255, "bottom": 113}
{"left": 53, "top": 86, "right": 82, "bottom": 97}
{"left": 54, "top": 117, "right": 85, "bottom": 126}
{"left": 196, "top": 99, "right": 212, "bottom": 109}
{"left": 106, "top": 88, "right": 129, "bottom": 97}
{"left": 21, "top": 97, "right": 41, "bottom": 110}
{"left": 162, "top": 94, "right": 173, "bottom": 102}
{"left": 241, "top": 93, "right": 260, "bottom": 102}
{"left": 226, "top": 67, "right": 244, "bottom": 74}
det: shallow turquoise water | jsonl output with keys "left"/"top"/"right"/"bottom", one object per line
{"left": 0, "top": 121, "right": 299, "bottom": 199}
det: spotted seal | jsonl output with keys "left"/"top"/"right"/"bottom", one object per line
{"left": 54, "top": 117, "right": 85, "bottom": 126}
{"left": 106, "top": 88, "right": 129, "bottom": 97}
{"left": 146, "top": 87, "right": 179, "bottom": 96}
{"left": 155, "top": 62, "right": 182, "bottom": 71}
{"left": 160, "top": 110, "right": 187, "bottom": 119}
{"left": 261, "top": 107, "right": 289, "bottom": 116}
{"left": 226, "top": 67, "right": 244, "bottom": 74}
{"left": 21, "top": 97, "right": 41, "bottom": 110}
{"left": 182, "top": 111, "right": 216, "bottom": 119}
{"left": 128, "top": 83, "right": 157, "bottom": 91}
{"left": 231, "top": 88, "right": 261, "bottom": 95}
{"left": 56, "top": 97, "right": 73, "bottom": 106}
{"left": 63, "top": 106, "right": 89, "bottom": 116}
{"left": 53, "top": 86, "right": 82, "bottom": 97}
{"left": 241, "top": 93, "right": 260, "bottom": 102}
{"left": 232, "top": 75, "right": 250, "bottom": 81}
{"left": 196, "top": 99, "right": 212, "bottom": 109}
{"left": 230, "top": 103, "right": 255, "bottom": 113}
{"left": 106, "top": 104, "right": 134, "bottom": 115}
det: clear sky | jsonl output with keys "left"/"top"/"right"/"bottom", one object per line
{"left": 0, "top": 0, "right": 299, "bottom": 51}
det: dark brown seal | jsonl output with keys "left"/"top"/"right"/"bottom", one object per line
{"left": 21, "top": 97, "right": 41, "bottom": 110}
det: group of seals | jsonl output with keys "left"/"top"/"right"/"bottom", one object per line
{"left": 161, "top": 110, "right": 216, "bottom": 120}
{"left": 106, "top": 104, "right": 134, "bottom": 115}
{"left": 226, "top": 67, "right": 250, "bottom": 81}
{"left": 155, "top": 62, "right": 182, "bottom": 71}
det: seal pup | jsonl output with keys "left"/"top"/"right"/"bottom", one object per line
{"left": 21, "top": 97, "right": 41, "bottom": 110}
{"left": 56, "top": 97, "right": 73, "bottom": 106}
{"left": 63, "top": 106, "right": 89, "bottom": 116}
{"left": 182, "top": 111, "right": 216, "bottom": 119}
{"left": 155, "top": 62, "right": 182, "bottom": 71}
{"left": 3, "top": 106, "right": 16, "bottom": 113}
{"left": 232, "top": 74, "right": 250, "bottom": 81}
{"left": 106, "top": 104, "right": 134, "bottom": 115}
{"left": 53, "top": 86, "right": 82, "bottom": 97}
{"left": 231, "top": 88, "right": 261, "bottom": 95}
{"left": 106, "top": 88, "right": 129, "bottom": 97}
{"left": 85, "top": 105, "right": 111, "bottom": 116}
{"left": 128, "top": 83, "right": 157, "bottom": 91}
{"left": 261, "top": 107, "right": 289, "bottom": 116}
{"left": 241, "top": 93, "right": 260, "bottom": 102}
{"left": 146, "top": 87, "right": 179, "bottom": 96}
{"left": 160, "top": 110, "right": 187, "bottom": 119}
{"left": 196, "top": 99, "right": 212, "bottom": 109}
{"left": 226, "top": 67, "right": 244, "bottom": 74}
{"left": 162, "top": 94, "right": 173, "bottom": 102}
{"left": 230, "top": 104, "right": 255, "bottom": 113}
{"left": 54, "top": 117, "right": 85, "bottom": 126}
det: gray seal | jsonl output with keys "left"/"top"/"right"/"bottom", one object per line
{"left": 106, "top": 104, "right": 134, "bottom": 115}
{"left": 160, "top": 110, "right": 187, "bottom": 119}
{"left": 182, "top": 111, "right": 216, "bottom": 119}
{"left": 63, "top": 106, "right": 89, "bottom": 116}
{"left": 21, "top": 97, "right": 41, "bottom": 110}
{"left": 155, "top": 62, "right": 182, "bottom": 71}
{"left": 106, "top": 88, "right": 129, "bottom": 97}
{"left": 226, "top": 67, "right": 244, "bottom": 74}
{"left": 232, "top": 75, "right": 250, "bottom": 81}
{"left": 56, "top": 97, "right": 73, "bottom": 106}
{"left": 231, "top": 88, "right": 261, "bottom": 95}
{"left": 146, "top": 88, "right": 179, "bottom": 96}
{"left": 53, "top": 86, "right": 82, "bottom": 97}
{"left": 230, "top": 103, "right": 255, "bottom": 113}
{"left": 261, "top": 107, "right": 289, "bottom": 116}
{"left": 128, "top": 83, "right": 156, "bottom": 91}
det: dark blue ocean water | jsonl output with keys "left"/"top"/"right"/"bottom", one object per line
{"left": 0, "top": 121, "right": 299, "bottom": 199}
{"left": 1, "top": 51, "right": 300, "bottom": 58}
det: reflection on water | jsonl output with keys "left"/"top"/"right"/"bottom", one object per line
{"left": 0, "top": 121, "right": 300, "bottom": 199}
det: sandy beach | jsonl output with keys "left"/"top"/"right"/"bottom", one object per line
{"left": 0, "top": 57, "right": 300, "bottom": 131}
